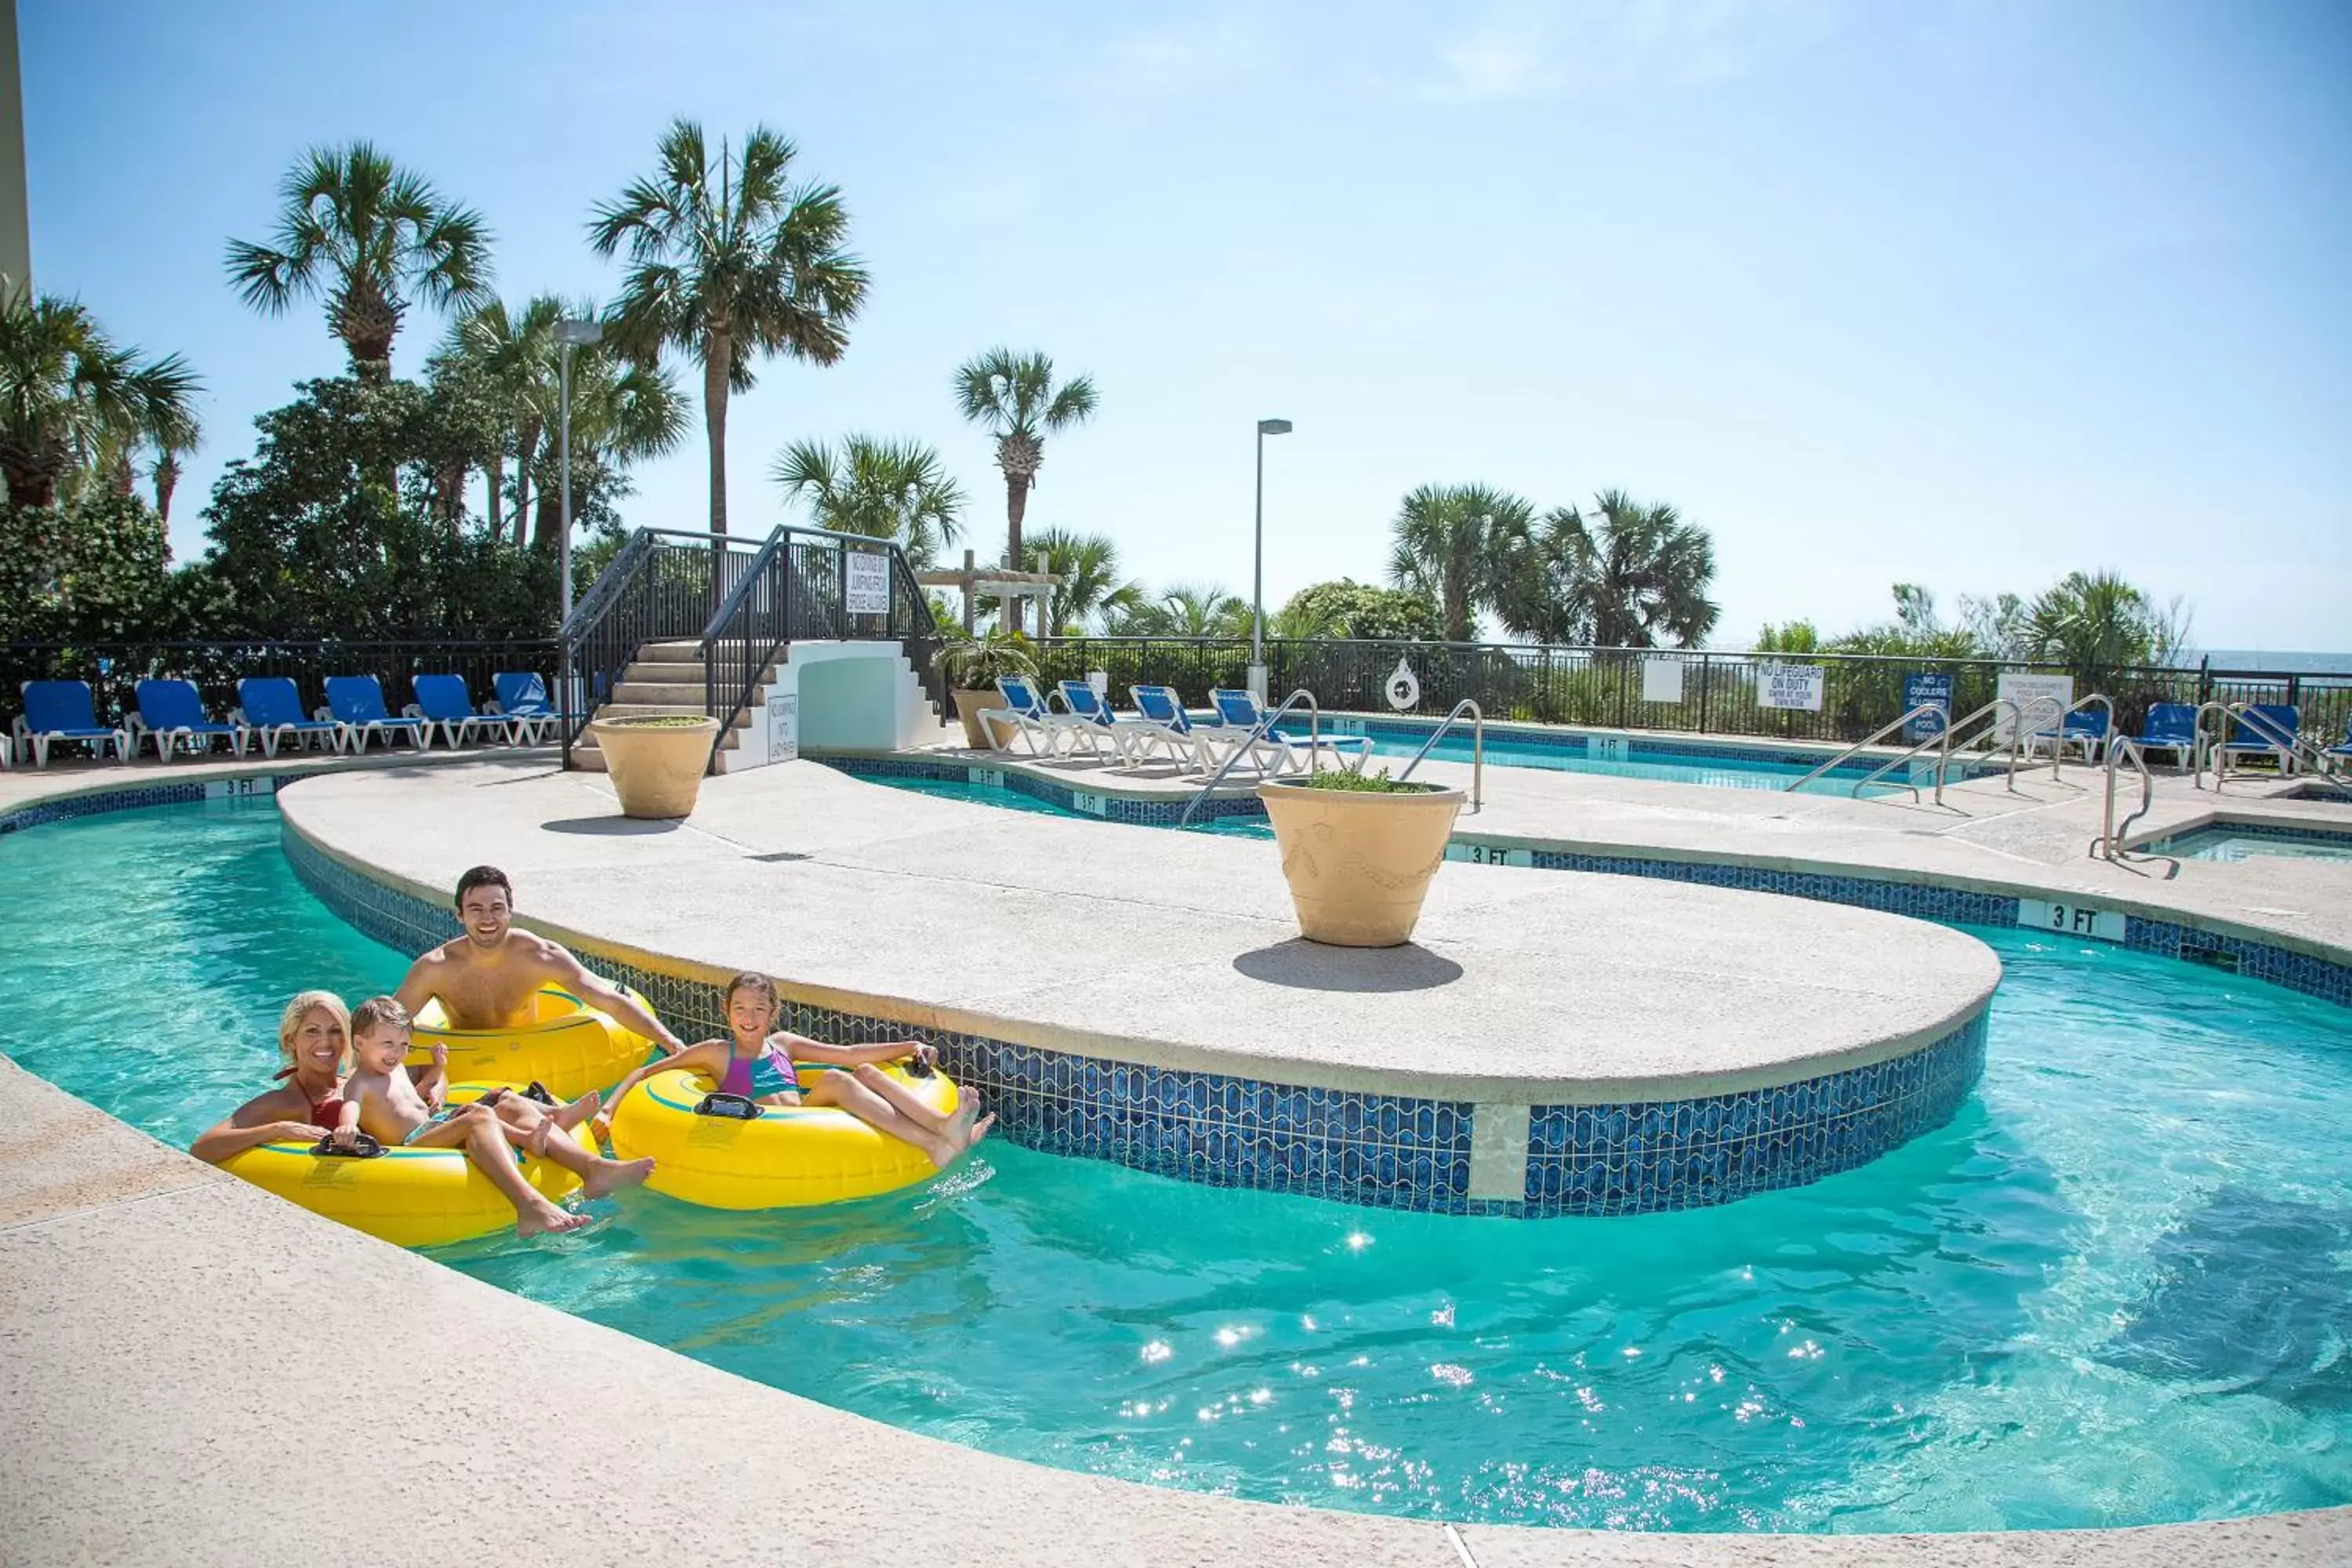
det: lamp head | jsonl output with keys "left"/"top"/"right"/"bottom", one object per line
{"left": 1257, "top": 418, "right": 1293, "bottom": 436}
{"left": 554, "top": 318, "right": 604, "bottom": 347}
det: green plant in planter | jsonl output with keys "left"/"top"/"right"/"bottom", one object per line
{"left": 934, "top": 625, "right": 1037, "bottom": 691}
{"left": 1287, "top": 767, "right": 1446, "bottom": 793}
{"left": 601, "top": 714, "right": 713, "bottom": 729}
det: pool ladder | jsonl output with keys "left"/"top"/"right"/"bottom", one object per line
{"left": 2092, "top": 736, "right": 2157, "bottom": 862}
{"left": 1395, "top": 699, "right": 1483, "bottom": 812}
{"left": 1177, "top": 688, "right": 1328, "bottom": 827}
{"left": 1784, "top": 695, "right": 2067, "bottom": 804}
{"left": 2192, "top": 699, "right": 2336, "bottom": 790}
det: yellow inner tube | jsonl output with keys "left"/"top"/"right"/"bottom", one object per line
{"left": 608, "top": 1062, "right": 959, "bottom": 1210}
{"left": 408, "top": 982, "right": 655, "bottom": 1101}
{"left": 221, "top": 1084, "right": 590, "bottom": 1249}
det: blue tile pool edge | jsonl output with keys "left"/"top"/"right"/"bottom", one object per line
{"left": 6, "top": 775, "right": 2346, "bottom": 1216}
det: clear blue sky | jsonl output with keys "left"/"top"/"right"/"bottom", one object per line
{"left": 20, "top": 0, "right": 2352, "bottom": 651}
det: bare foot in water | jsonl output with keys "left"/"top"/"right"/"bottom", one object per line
{"left": 517, "top": 1199, "right": 591, "bottom": 1238}
{"left": 924, "top": 1104, "right": 996, "bottom": 1170}
{"left": 582, "top": 1155, "right": 655, "bottom": 1200}
{"left": 553, "top": 1090, "right": 600, "bottom": 1132}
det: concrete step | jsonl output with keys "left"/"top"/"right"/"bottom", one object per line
{"left": 612, "top": 681, "right": 710, "bottom": 706}
{"left": 638, "top": 640, "right": 706, "bottom": 659}
{"left": 620, "top": 659, "right": 706, "bottom": 684}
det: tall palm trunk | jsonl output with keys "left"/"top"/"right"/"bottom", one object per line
{"left": 514, "top": 419, "right": 542, "bottom": 548}
{"left": 703, "top": 332, "right": 731, "bottom": 538}
{"left": 484, "top": 454, "right": 503, "bottom": 546}
{"left": 154, "top": 452, "right": 180, "bottom": 524}
{"left": 1004, "top": 474, "right": 1030, "bottom": 568}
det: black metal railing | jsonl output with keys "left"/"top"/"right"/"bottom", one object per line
{"left": 557, "top": 528, "right": 752, "bottom": 764}
{"left": 889, "top": 550, "right": 947, "bottom": 717}
{"left": 698, "top": 527, "right": 946, "bottom": 760}
{"left": 1029, "top": 637, "right": 2352, "bottom": 753}
{"left": 0, "top": 636, "right": 557, "bottom": 739}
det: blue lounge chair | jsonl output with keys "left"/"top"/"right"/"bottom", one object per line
{"left": 976, "top": 673, "right": 1080, "bottom": 757}
{"left": 1128, "top": 684, "right": 1223, "bottom": 775}
{"left": 235, "top": 677, "right": 345, "bottom": 758}
{"left": 15, "top": 681, "right": 132, "bottom": 767}
{"left": 2322, "top": 716, "right": 2352, "bottom": 775}
{"left": 2125, "top": 702, "right": 2198, "bottom": 768}
{"left": 132, "top": 678, "right": 248, "bottom": 760}
{"left": 2028, "top": 707, "right": 2110, "bottom": 764}
{"left": 489, "top": 672, "right": 559, "bottom": 746}
{"left": 1054, "top": 681, "right": 1170, "bottom": 764}
{"left": 2217, "top": 704, "right": 2300, "bottom": 776}
{"left": 324, "top": 676, "right": 430, "bottom": 753}
{"left": 1207, "top": 688, "right": 1374, "bottom": 775}
{"left": 409, "top": 674, "right": 519, "bottom": 748}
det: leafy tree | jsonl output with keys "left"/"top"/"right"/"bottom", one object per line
{"left": 1753, "top": 620, "right": 1820, "bottom": 654}
{"left": 198, "top": 376, "right": 549, "bottom": 633}
{"left": 771, "top": 434, "right": 964, "bottom": 567}
{"left": 447, "top": 295, "right": 562, "bottom": 543}
{"left": 592, "top": 120, "right": 868, "bottom": 539}
{"left": 1957, "top": 593, "right": 2027, "bottom": 661}
{"left": 952, "top": 347, "right": 1098, "bottom": 571}
{"left": 225, "top": 142, "right": 492, "bottom": 379}
{"left": 1386, "top": 482, "right": 1534, "bottom": 641}
{"left": 1279, "top": 578, "right": 1441, "bottom": 641}
{"left": 523, "top": 342, "right": 688, "bottom": 550}
{"left": 0, "top": 495, "right": 183, "bottom": 641}
{"left": 1022, "top": 526, "right": 1144, "bottom": 633}
{"left": 0, "top": 289, "right": 201, "bottom": 509}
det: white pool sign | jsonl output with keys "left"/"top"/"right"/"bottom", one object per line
{"left": 1994, "top": 672, "right": 2074, "bottom": 744}
{"left": 1759, "top": 663, "right": 1826, "bottom": 712}
{"left": 1641, "top": 657, "right": 1685, "bottom": 705}
{"left": 766, "top": 692, "right": 799, "bottom": 763}
{"left": 844, "top": 550, "right": 891, "bottom": 615}
{"left": 1385, "top": 659, "right": 1421, "bottom": 711}
{"left": 2017, "top": 897, "right": 2126, "bottom": 943}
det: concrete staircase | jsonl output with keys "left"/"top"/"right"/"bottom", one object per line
{"left": 570, "top": 640, "right": 780, "bottom": 775}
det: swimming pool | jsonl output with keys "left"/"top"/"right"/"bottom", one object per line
{"left": 2153, "top": 823, "right": 2352, "bottom": 863}
{"left": 5, "top": 797, "right": 2350, "bottom": 1534}
{"left": 1338, "top": 717, "right": 1940, "bottom": 796}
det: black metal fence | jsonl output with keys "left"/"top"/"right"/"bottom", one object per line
{"left": 0, "top": 636, "right": 558, "bottom": 738}
{"left": 1032, "top": 637, "right": 2352, "bottom": 751}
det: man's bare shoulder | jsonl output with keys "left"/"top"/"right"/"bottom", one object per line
{"left": 505, "top": 929, "right": 579, "bottom": 975}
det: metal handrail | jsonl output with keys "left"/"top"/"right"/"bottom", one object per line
{"left": 2194, "top": 699, "right": 2330, "bottom": 791}
{"left": 2093, "top": 735, "right": 2154, "bottom": 860}
{"left": 2024, "top": 693, "right": 2115, "bottom": 781}
{"left": 1784, "top": 703, "right": 1948, "bottom": 795}
{"left": 1800, "top": 695, "right": 2062, "bottom": 804}
{"left": 699, "top": 526, "right": 794, "bottom": 769}
{"left": 1178, "top": 688, "right": 1325, "bottom": 826}
{"left": 1395, "top": 699, "right": 1483, "bottom": 812}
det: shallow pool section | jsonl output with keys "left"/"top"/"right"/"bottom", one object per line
{"left": 1346, "top": 719, "right": 1928, "bottom": 796}
{"left": 5, "top": 800, "right": 2352, "bottom": 1533}
{"left": 2153, "top": 823, "right": 2352, "bottom": 863}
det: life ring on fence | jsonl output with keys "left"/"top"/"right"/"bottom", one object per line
{"left": 220, "top": 1084, "right": 592, "bottom": 1248}
{"left": 606, "top": 1062, "right": 960, "bottom": 1210}
{"left": 407, "top": 983, "right": 657, "bottom": 1101}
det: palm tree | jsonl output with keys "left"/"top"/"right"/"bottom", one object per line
{"left": 771, "top": 434, "right": 964, "bottom": 567}
{"left": 952, "top": 347, "right": 1098, "bottom": 570}
{"left": 2022, "top": 571, "right": 2163, "bottom": 677}
{"left": 449, "top": 295, "right": 564, "bottom": 544}
{"left": 1385, "top": 482, "right": 1534, "bottom": 641}
{"left": 591, "top": 120, "right": 869, "bottom": 539}
{"left": 1023, "top": 526, "right": 1145, "bottom": 633}
{"left": 1131, "top": 582, "right": 1242, "bottom": 638}
{"left": 1495, "top": 492, "right": 1719, "bottom": 648}
{"left": 0, "top": 288, "right": 201, "bottom": 509}
{"left": 1563, "top": 490, "right": 1719, "bottom": 648}
{"left": 225, "top": 142, "right": 491, "bottom": 379}
{"left": 525, "top": 347, "right": 690, "bottom": 549}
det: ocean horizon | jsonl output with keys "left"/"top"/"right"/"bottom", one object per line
{"left": 2198, "top": 651, "right": 2352, "bottom": 675}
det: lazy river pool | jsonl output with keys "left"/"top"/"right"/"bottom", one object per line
{"left": 2, "top": 796, "right": 2348, "bottom": 1534}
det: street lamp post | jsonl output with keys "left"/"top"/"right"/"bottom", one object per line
{"left": 1251, "top": 417, "right": 1292, "bottom": 700}
{"left": 552, "top": 318, "right": 602, "bottom": 732}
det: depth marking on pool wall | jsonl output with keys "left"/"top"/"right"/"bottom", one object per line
{"left": 2017, "top": 898, "right": 2126, "bottom": 943}
{"left": 1071, "top": 791, "right": 1107, "bottom": 817}
{"left": 1468, "top": 1103, "right": 1532, "bottom": 1200}
{"left": 1585, "top": 735, "right": 1631, "bottom": 761}
{"left": 965, "top": 767, "right": 1006, "bottom": 789}
{"left": 1448, "top": 844, "right": 1533, "bottom": 869}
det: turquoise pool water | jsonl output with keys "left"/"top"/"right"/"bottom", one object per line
{"left": 2154, "top": 826, "right": 2352, "bottom": 864}
{"left": 1350, "top": 727, "right": 1915, "bottom": 796}
{"left": 5, "top": 798, "right": 2350, "bottom": 1534}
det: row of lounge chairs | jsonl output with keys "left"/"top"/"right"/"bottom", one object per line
{"left": 976, "top": 676, "right": 1375, "bottom": 777}
{"left": 4, "top": 673, "right": 559, "bottom": 769}
{"left": 2042, "top": 702, "right": 2347, "bottom": 774}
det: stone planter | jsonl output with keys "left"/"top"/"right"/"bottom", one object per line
{"left": 1257, "top": 778, "right": 1465, "bottom": 947}
{"left": 951, "top": 688, "right": 1003, "bottom": 750}
{"left": 591, "top": 715, "right": 720, "bottom": 818}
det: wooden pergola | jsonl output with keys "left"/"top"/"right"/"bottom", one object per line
{"left": 916, "top": 550, "right": 1062, "bottom": 638}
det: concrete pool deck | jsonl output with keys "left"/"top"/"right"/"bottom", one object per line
{"left": 277, "top": 760, "right": 2001, "bottom": 1104}
{"left": 4, "top": 744, "right": 2350, "bottom": 1563}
